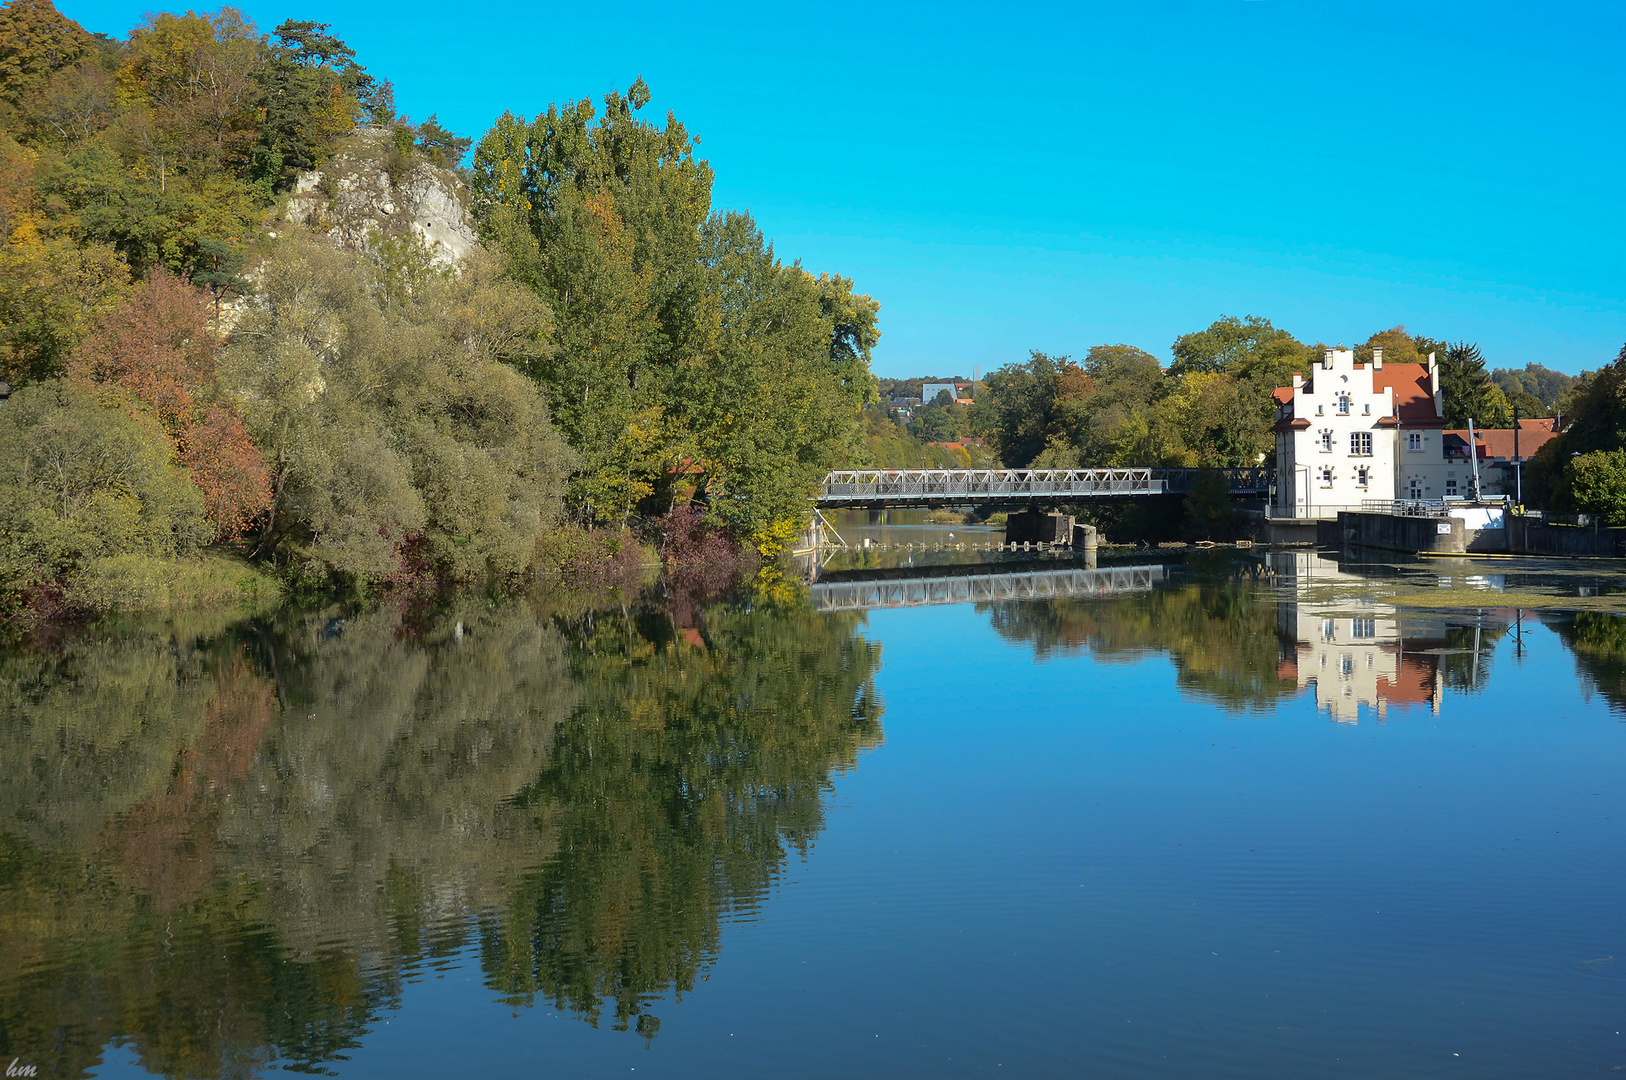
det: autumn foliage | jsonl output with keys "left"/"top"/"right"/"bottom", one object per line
{"left": 67, "top": 269, "right": 272, "bottom": 541}
{"left": 179, "top": 406, "right": 273, "bottom": 541}
{"left": 68, "top": 269, "right": 218, "bottom": 434}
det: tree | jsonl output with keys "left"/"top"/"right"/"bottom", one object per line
{"left": 1565, "top": 450, "right": 1626, "bottom": 525}
{"left": 67, "top": 267, "right": 217, "bottom": 435}
{"left": 1503, "top": 387, "right": 1547, "bottom": 421}
{"left": 0, "top": 378, "right": 209, "bottom": 613}
{"left": 1356, "top": 325, "right": 1434, "bottom": 367}
{"left": 1439, "top": 341, "right": 1512, "bottom": 428}
{"left": 1492, "top": 362, "right": 1576, "bottom": 412}
{"left": 1169, "top": 314, "right": 1311, "bottom": 384}
{"left": 981, "top": 351, "right": 1071, "bottom": 467}
{"left": 1075, "top": 343, "right": 1163, "bottom": 461}
{"left": 0, "top": 0, "right": 94, "bottom": 123}
{"left": 66, "top": 269, "right": 273, "bottom": 540}
{"left": 221, "top": 233, "right": 576, "bottom": 585}
{"left": 470, "top": 83, "right": 876, "bottom": 538}
{"left": 250, "top": 19, "right": 379, "bottom": 186}
{"left": 908, "top": 395, "right": 969, "bottom": 442}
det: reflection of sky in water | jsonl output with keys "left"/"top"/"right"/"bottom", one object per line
{"left": 12, "top": 560, "right": 1623, "bottom": 1079}
{"left": 303, "top": 599, "right": 1625, "bottom": 1079}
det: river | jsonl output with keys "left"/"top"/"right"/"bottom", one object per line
{"left": 2, "top": 549, "right": 1624, "bottom": 1078}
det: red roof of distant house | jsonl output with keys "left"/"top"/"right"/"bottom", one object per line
{"left": 1371, "top": 363, "right": 1441, "bottom": 425}
{"left": 1443, "top": 418, "right": 1560, "bottom": 462}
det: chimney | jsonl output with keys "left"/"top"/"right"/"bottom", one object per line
{"left": 1372, "top": 346, "right": 1383, "bottom": 370}
{"left": 1323, "top": 348, "right": 1334, "bottom": 370}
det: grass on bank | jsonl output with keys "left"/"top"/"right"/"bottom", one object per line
{"left": 67, "top": 551, "right": 284, "bottom": 617}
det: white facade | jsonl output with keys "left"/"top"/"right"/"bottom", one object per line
{"left": 1273, "top": 347, "right": 1464, "bottom": 513}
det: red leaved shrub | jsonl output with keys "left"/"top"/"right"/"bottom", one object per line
{"left": 69, "top": 270, "right": 274, "bottom": 543}
{"left": 68, "top": 268, "right": 218, "bottom": 437}
{"left": 179, "top": 406, "right": 274, "bottom": 542}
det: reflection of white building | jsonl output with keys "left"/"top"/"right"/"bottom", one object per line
{"left": 1278, "top": 601, "right": 1442, "bottom": 722}
{"left": 1268, "top": 551, "right": 1445, "bottom": 723}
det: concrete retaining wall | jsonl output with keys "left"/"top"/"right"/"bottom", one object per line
{"left": 1325, "top": 512, "right": 1626, "bottom": 558}
{"left": 1508, "top": 517, "right": 1626, "bottom": 558}
{"left": 1334, "top": 512, "right": 1467, "bottom": 554}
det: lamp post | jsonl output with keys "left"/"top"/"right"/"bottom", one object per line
{"left": 1513, "top": 404, "right": 1522, "bottom": 508}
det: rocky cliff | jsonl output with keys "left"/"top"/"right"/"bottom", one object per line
{"left": 279, "top": 128, "right": 478, "bottom": 267}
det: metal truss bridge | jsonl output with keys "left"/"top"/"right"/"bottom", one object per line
{"left": 809, "top": 564, "right": 1165, "bottom": 612}
{"left": 815, "top": 468, "right": 1272, "bottom": 509}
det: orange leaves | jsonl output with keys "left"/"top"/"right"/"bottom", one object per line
{"left": 68, "top": 267, "right": 217, "bottom": 436}
{"left": 1055, "top": 359, "right": 1095, "bottom": 405}
{"left": 179, "top": 407, "right": 272, "bottom": 542}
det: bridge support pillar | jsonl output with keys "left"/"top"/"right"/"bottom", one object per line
{"left": 1006, "top": 511, "right": 1074, "bottom": 546}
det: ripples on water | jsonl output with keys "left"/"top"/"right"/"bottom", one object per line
{"left": 1, "top": 550, "right": 1624, "bottom": 1078}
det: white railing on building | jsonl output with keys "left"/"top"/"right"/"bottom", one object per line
{"left": 1264, "top": 504, "right": 1369, "bottom": 520}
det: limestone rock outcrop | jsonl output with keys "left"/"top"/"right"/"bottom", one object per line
{"left": 280, "top": 128, "right": 477, "bottom": 267}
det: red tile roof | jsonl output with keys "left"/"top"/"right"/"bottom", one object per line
{"left": 1443, "top": 419, "right": 1560, "bottom": 461}
{"left": 1271, "top": 386, "right": 1294, "bottom": 406}
{"left": 1371, "top": 362, "right": 1440, "bottom": 424}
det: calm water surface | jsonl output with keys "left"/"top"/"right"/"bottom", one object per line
{"left": 3, "top": 551, "right": 1625, "bottom": 1078}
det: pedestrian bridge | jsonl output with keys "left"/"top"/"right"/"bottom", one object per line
{"left": 815, "top": 468, "right": 1271, "bottom": 509}
{"left": 809, "top": 564, "right": 1165, "bottom": 612}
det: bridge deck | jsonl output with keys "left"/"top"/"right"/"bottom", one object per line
{"left": 809, "top": 564, "right": 1165, "bottom": 612}
{"left": 816, "top": 468, "right": 1270, "bottom": 508}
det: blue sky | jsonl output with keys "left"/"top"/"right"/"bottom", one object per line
{"left": 62, "top": 0, "right": 1626, "bottom": 377}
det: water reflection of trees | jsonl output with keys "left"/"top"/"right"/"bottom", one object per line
{"left": 0, "top": 592, "right": 882, "bottom": 1076}
{"left": 1552, "top": 611, "right": 1626, "bottom": 712}
{"left": 982, "top": 582, "right": 1298, "bottom": 712}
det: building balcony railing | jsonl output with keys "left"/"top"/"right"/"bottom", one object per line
{"left": 1263, "top": 504, "right": 1370, "bottom": 520}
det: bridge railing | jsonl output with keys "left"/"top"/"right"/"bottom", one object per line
{"left": 820, "top": 468, "right": 1161, "bottom": 503}
{"left": 809, "top": 564, "right": 1166, "bottom": 611}
{"left": 817, "top": 467, "right": 1271, "bottom": 504}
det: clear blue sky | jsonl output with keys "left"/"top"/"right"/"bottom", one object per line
{"left": 63, "top": 0, "right": 1626, "bottom": 378}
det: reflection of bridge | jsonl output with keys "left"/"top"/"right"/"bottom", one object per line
{"left": 810, "top": 564, "right": 1165, "bottom": 612}
{"left": 815, "top": 468, "right": 1272, "bottom": 509}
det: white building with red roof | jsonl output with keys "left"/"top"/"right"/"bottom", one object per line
{"left": 1272, "top": 347, "right": 1466, "bottom": 513}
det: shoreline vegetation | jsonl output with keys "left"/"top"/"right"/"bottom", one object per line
{"left": 0, "top": 1, "right": 873, "bottom": 628}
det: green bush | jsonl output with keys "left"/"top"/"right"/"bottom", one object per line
{"left": 1565, "top": 450, "right": 1626, "bottom": 525}
{"left": 0, "top": 380, "right": 209, "bottom": 613}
